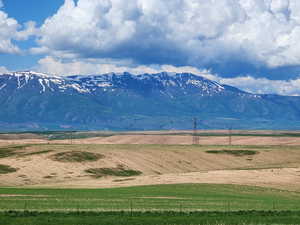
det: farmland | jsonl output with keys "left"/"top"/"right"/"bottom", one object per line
{"left": 0, "top": 143, "right": 299, "bottom": 190}
{"left": 0, "top": 184, "right": 300, "bottom": 225}
{"left": 0, "top": 184, "right": 300, "bottom": 211}
{"left": 0, "top": 130, "right": 299, "bottom": 224}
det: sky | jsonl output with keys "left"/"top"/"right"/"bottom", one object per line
{"left": 1, "top": 0, "right": 300, "bottom": 95}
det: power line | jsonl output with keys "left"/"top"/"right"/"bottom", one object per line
{"left": 228, "top": 126, "right": 232, "bottom": 146}
{"left": 193, "top": 118, "right": 200, "bottom": 145}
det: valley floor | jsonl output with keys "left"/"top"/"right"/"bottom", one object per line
{"left": 0, "top": 132, "right": 299, "bottom": 191}
{"left": 0, "top": 131, "right": 300, "bottom": 224}
{"left": 3, "top": 131, "right": 300, "bottom": 146}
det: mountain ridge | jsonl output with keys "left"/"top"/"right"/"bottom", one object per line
{"left": 0, "top": 71, "right": 300, "bottom": 131}
{"left": 0, "top": 71, "right": 247, "bottom": 94}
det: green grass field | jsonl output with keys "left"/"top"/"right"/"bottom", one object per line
{"left": 1, "top": 211, "right": 300, "bottom": 225}
{"left": 0, "top": 184, "right": 300, "bottom": 224}
{"left": 0, "top": 184, "right": 299, "bottom": 212}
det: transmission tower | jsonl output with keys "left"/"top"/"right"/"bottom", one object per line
{"left": 70, "top": 131, "right": 73, "bottom": 145}
{"left": 193, "top": 118, "right": 200, "bottom": 145}
{"left": 228, "top": 126, "right": 232, "bottom": 146}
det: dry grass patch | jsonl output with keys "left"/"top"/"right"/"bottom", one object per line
{"left": 51, "top": 151, "right": 104, "bottom": 163}
{"left": 0, "top": 164, "right": 18, "bottom": 174}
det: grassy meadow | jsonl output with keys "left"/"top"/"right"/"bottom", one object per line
{"left": 0, "top": 184, "right": 300, "bottom": 224}
{"left": 1, "top": 211, "right": 300, "bottom": 225}
{"left": 0, "top": 184, "right": 299, "bottom": 212}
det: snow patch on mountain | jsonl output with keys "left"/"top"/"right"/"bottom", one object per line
{"left": 64, "top": 84, "right": 90, "bottom": 93}
{"left": 0, "top": 84, "right": 6, "bottom": 90}
{"left": 0, "top": 71, "right": 262, "bottom": 99}
{"left": 97, "top": 82, "right": 112, "bottom": 87}
{"left": 38, "top": 79, "right": 46, "bottom": 93}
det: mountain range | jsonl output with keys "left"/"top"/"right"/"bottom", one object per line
{"left": 1, "top": 71, "right": 300, "bottom": 131}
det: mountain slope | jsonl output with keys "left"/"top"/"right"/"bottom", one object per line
{"left": 0, "top": 71, "right": 300, "bottom": 131}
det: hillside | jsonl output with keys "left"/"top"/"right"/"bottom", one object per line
{"left": 0, "top": 143, "right": 299, "bottom": 191}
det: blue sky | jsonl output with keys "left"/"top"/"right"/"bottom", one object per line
{"left": 2, "top": 0, "right": 64, "bottom": 25}
{"left": 1, "top": 0, "right": 300, "bottom": 95}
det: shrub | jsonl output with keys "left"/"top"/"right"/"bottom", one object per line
{"left": 206, "top": 150, "right": 258, "bottom": 156}
{"left": 85, "top": 166, "right": 142, "bottom": 178}
{"left": 0, "top": 164, "right": 18, "bottom": 174}
{"left": 51, "top": 151, "right": 104, "bottom": 163}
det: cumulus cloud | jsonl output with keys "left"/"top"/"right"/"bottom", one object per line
{"left": 0, "top": 66, "right": 9, "bottom": 74}
{"left": 34, "top": 0, "right": 300, "bottom": 70}
{"left": 219, "top": 76, "right": 300, "bottom": 96}
{"left": 15, "top": 21, "right": 38, "bottom": 41}
{"left": 27, "top": 0, "right": 300, "bottom": 96}
{"left": 35, "top": 56, "right": 159, "bottom": 75}
{"left": 0, "top": 11, "right": 22, "bottom": 54}
{"left": 36, "top": 56, "right": 217, "bottom": 76}
{"left": 0, "top": 4, "right": 37, "bottom": 54}
{"left": 164, "top": 66, "right": 300, "bottom": 96}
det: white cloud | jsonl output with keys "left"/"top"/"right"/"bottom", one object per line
{"left": 35, "top": 56, "right": 159, "bottom": 75}
{"left": 219, "top": 76, "right": 300, "bottom": 96}
{"left": 0, "top": 11, "right": 22, "bottom": 54}
{"left": 33, "top": 0, "right": 300, "bottom": 97}
{"left": 35, "top": 56, "right": 216, "bottom": 76}
{"left": 0, "top": 66, "right": 9, "bottom": 74}
{"left": 16, "top": 21, "right": 38, "bottom": 41}
{"left": 30, "top": 46, "right": 49, "bottom": 55}
{"left": 0, "top": 6, "right": 37, "bottom": 54}
{"left": 34, "top": 0, "right": 300, "bottom": 69}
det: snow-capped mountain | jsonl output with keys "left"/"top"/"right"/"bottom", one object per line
{"left": 0, "top": 71, "right": 259, "bottom": 96}
{"left": 0, "top": 71, "right": 300, "bottom": 130}
{"left": 0, "top": 71, "right": 89, "bottom": 94}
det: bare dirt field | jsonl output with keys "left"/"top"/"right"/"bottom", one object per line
{"left": 0, "top": 131, "right": 299, "bottom": 191}
{"left": 69, "top": 135, "right": 300, "bottom": 145}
